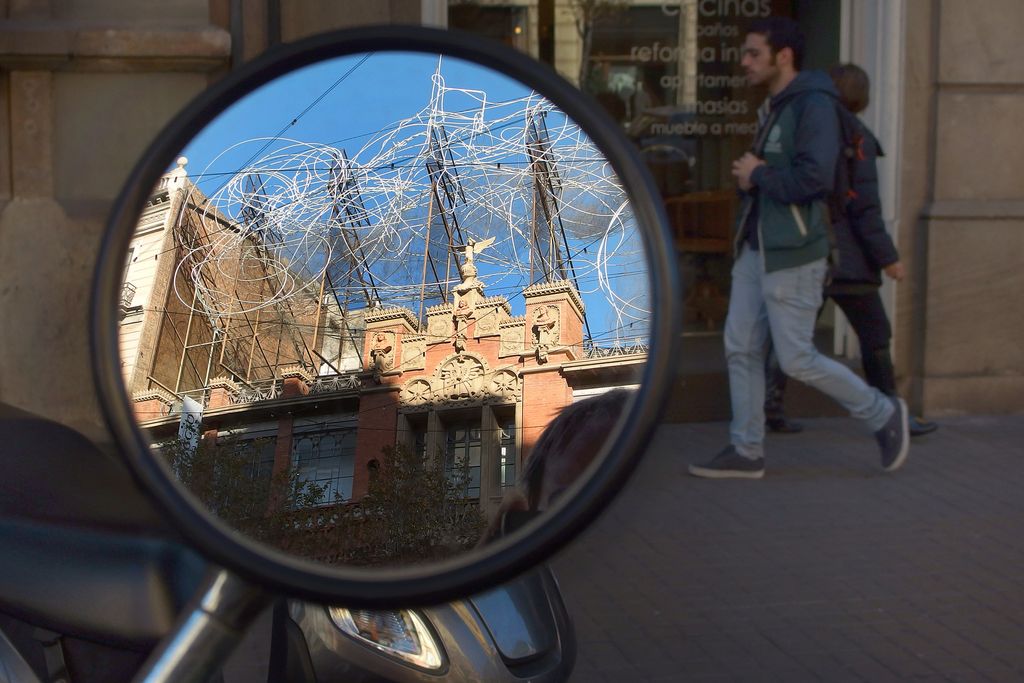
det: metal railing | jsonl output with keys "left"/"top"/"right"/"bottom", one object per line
{"left": 231, "top": 379, "right": 282, "bottom": 405}
{"left": 221, "top": 372, "right": 362, "bottom": 406}
{"left": 583, "top": 340, "right": 649, "bottom": 358}
{"left": 308, "top": 373, "right": 363, "bottom": 395}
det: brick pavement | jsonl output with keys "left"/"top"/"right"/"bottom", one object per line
{"left": 553, "top": 415, "right": 1024, "bottom": 682}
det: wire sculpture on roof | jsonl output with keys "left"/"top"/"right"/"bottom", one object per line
{"left": 171, "top": 63, "right": 650, "bottom": 363}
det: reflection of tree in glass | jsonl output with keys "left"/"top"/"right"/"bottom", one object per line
{"left": 159, "top": 423, "right": 328, "bottom": 546}
{"left": 279, "top": 444, "right": 485, "bottom": 567}
{"left": 160, "top": 424, "right": 484, "bottom": 567}
{"left": 571, "top": 0, "right": 630, "bottom": 90}
{"left": 355, "top": 444, "right": 486, "bottom": 566}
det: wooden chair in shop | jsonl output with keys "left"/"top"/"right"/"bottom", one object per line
{"left": 664, "top": 191, "right": 735, "bottom": 330}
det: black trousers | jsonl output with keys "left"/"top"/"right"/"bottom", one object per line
{"left": 765, "top": 288, "right": 896, "bottom": 419}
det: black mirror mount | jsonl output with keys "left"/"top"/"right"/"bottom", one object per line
{"left": 91, "top": 24, "right": 681, "bottom": 609}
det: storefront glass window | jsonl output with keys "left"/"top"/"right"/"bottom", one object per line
{"left": 452, "top": 1, "right": 841, "bottom": 411}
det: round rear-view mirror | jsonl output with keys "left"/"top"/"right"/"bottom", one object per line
{"left": 92, "top": 25, "right": 680, "bottom": 608}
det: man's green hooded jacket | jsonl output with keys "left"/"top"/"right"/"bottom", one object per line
{"left": 736, "top": 70, "right": 840, "bottom": 273}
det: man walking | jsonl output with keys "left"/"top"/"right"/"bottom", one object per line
{"left": 688, "top": 17, "right": 908, "bottom": 479}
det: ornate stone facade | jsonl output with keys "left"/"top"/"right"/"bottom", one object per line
{"left": 367, "top": 330, "right": 395, "bottom": 382}
{"left": 364, "top": 306, "right": 420, "bottom": 331}
{"left": 523, "top": 279, "right": 586, "bottom": 364}
{"left": 279, "top": 365, "right": 314, "bottom": 384}
{"left": 132, "top": 386, "right": 177, "bottom": 421}
{"left": 499, "top": 317, "right": 527, "bottom": 358}
{"left": 398, "top": 352, "right": 522, "bottom": 411}
{"left": 523, "top": 280, "right": 585, "bottom": 321}
{"left": 425, "top": 303, "right": 454, "bottom": 345}
{"left": 531, "top": 304, "right": 560, "bottom": 363}
{"left": 364, "top": 304, "right": 419, "bottom": 383}
{"left": 400, "top": 335, "right": 427, "bottom": 371}
{"left": 474, "top": 297, "right": 512, "bottom": 338}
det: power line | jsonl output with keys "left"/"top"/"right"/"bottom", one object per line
{"left": 201, "top": 53, "right": 375, "bottom": 200}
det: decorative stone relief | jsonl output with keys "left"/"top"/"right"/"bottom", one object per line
{"left": 279, "top": 364, "right": 314, "bottom": 384}
{"left": 452, "top": 296, "right": 474, "bottom": 353}
{"left": 474, "top": 298, "right": 511, "bottom": 338}
{"left": 523, "top": 279, "right": 585, "bottom": 320}
{"left": 364, "top": 306, "right": 419, "bottom": 331}
{"left": 439, "top": 353, "right": 486, "bottom": 400}
{"left": 133, "top": 387, "right": 178, "bottom": 407}
{"left": 427, "top": 313, "right": 453, "bottom": 345}
{"left": 401, "top": 378, "right": 434, "bottom": 406}
{"left": 499, "top": 322, "right": 525, "bottom": 358}
{"left": 398, "top": 352, "right": 520, "bottom": 410}
{"left": 368, "top": 330, "right": 395, "bottom": 383}
{"left": 489, "top": 367, "right": 521, "bottom": 402}
{"left": 531, "top": 305, "right": 560, "bottom": 363}
{"left": 401, "top": 336, "right": 426, "bottom": 371}
{"left": 475, "top": 310, "right": 499, "bottom": 335}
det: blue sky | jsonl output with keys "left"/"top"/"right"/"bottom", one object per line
{"left": 180, "top": 51, "right": 536, "bottom": 193}
{"left": 172, "top": 49, "right": 651, "bottom": 348}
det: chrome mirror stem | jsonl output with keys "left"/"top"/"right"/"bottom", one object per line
{"left": 135, "top": 568, "right": 270, "bottom": 683}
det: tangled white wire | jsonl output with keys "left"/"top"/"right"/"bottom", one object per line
{"left": 173, "top": 66, "right": 651, "bottom": 349}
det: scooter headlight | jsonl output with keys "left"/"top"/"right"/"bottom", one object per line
{"left": 327, "top": 606, "right": 444, "bottom": 671}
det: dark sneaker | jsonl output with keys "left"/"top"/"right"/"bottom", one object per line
{"left": 766, "top": 417, "right": 804, "bottom": 434}
{"left": 688, "top": 446, "right": 765, "bottom": 479}
{"left": 875, "top": 397, "right": 909, "bottom": 471}
{"left": 910, "top": 416, "right": 938, "bottom": 437}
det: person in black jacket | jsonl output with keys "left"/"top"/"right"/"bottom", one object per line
{"left": 765, "top": 63, "right": 936, "bottom": 437}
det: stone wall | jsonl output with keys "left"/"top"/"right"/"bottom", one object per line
{"left": 0, "top": 0, "right": 420, "bottom": 441}
{"left": 4, "top": 0, "right": 1020, "bottom": 441}
{"left": 0, "top": 2, "right": 225, "bottom": 440}
{"left": 900, "top": 0, "right": 1024, "bottom": 415}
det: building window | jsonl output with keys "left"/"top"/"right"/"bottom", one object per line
{"left": 292, "top": 429, "right": 356, "bottom": 505}
{"left": 445, "top": 423, "right": 482, "bottom": 499}
{"left": 499, "top": 421, "right": 516, "bottom": 489}
{"left": 233, "top": 435, "right": 277, "bottom": 483}
{"left": 586, "top": 5, "right": 680, "bottom": 124}
{"left": 123, "top": 247, "right": 135, "bottom": 284}
{"left": 448, "top": 5, "right": 528, "bottom": 51}
{"left": 413, "top": 427, "right": 428, "bottom": 460}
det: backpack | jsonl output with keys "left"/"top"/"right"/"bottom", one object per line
{"left": 827, "top": 101, "right": 866, "bottom": 230}
{"left": 752, "top": 94, "right": 862, "bottom": 227}
{"left": 820, "top": 100, "right": 867, "bottom": 280}
{"left": 749, "top": 94, "right": 866, "bottom": 278}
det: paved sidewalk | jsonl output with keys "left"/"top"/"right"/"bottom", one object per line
{"left": 554, "top": 415, "right": 1024, "bottom": 682}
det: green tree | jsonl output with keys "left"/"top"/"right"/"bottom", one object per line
{"left": 160, "top": 427, "right": 485, "bottom": 567}
{"left": 159, "top": 425, "right": 327, "bottom": 551}
{"left": 337, "top": 443, "right": 487, "bottom": 566}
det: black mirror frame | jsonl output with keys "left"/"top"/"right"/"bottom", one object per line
{"left": 91, "top": 24, "right": 681, "bottom": 608}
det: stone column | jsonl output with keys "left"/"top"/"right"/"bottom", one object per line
{"left": 207, "top": 376, "right": 240, "bottom": 410}
{"left": 280, "top": 365, "right": 313, "bottom": 398}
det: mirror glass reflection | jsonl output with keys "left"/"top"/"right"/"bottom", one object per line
{"left": 117, "top": 51, "right": 651, "bottom": 568}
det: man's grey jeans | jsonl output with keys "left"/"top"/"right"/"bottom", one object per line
{"left": 724, "top": 246, "right": 894, "bottom": 459}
